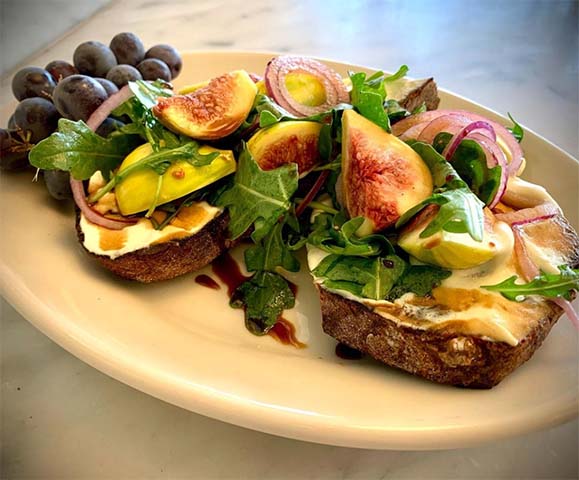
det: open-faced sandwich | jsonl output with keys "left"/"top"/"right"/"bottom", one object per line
{"left": 306, "top": 108, "right": 579, "bottom": 388}
{"left": 16, "top": 44, "right": 577, "bottom": 388}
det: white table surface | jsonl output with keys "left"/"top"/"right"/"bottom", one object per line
{"left": 1, "top": 0, "right": 578, "bottom": 478}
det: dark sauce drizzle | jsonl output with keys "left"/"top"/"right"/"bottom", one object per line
{"left": 194, "top": 274, "right": 220, "bottom": 290}
{"left": 210, "top": 252, "right": 305, "bottom": 348}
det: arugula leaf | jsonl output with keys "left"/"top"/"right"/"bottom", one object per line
{"left": 383, "top": 64, "right": 410, "bottom": 83}
{"left": 433, "top": 132, "right": 502, "bottom": 206}
{"left": 29, "top": 119, "right": 141, "bottom": 180}
{"left": 387, "top": 265, "right": 451, "bottom": 300}
{"left": 396, "top": 142, "right": 485, "bottom": 242}
{"left": 313, "top": 254, "right": 406, "bottom": 300}
{"left": 244, "top": 220, "right": 300, "bottom": 273}
{"left": 231, "top": 271, "right": 295, "bottom": 335}
{"left": 307, "top": 211, "right": 394, "bottom": 257}
{"left": 507, "top": 112, "right": 524, "bottom": 143}
{"left": 348, "top": 66, "right": 409, "bottom": 132}
{"left": 384, "top": 99, "right": 409, "bottom": 123}
{"left": 113, "top": 81, "right": 178, "bottom": 150}
{"left": 128, "top": 79, "right": 172, "bottom": 109}
{"left": 482, "top": 265, "right": 579, "bottom": 301}
{"left": 349, "top": 71, "right": 390, "bottom": 132}
{"left": 216, "top": 145, "right": 298, "bottom": 242}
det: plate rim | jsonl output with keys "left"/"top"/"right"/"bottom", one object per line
{"left": 1, "top": 50, "right": 578, "bottom": 450}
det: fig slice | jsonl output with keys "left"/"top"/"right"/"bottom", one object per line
{"left": 247, "top": 121, "right": 322, "bottom": 174}
{"left": 153, "top": 70, "right": 257, "bottom": 140}
{"left": 341, "top": 110, "right": 433, "bottom": 235}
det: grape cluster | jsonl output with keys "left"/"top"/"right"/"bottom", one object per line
{"left": 1, "top": 32, "right": 182, "bottom": 200}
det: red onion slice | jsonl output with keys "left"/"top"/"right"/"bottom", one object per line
{"left": 495, "top": 202, "right": 560, "bottom": 226}
{"left": 265, "top": 56, "right": 350, "bottom": 117}
{"left": 465, "top": 132, "right": 508, "bottom": 209}
{"left": 86, "top": 85, "right": 133, "bottom": 131}
{"left": 398, "top": 121, "right": 431, "bottom": 141}
{"left": 512, "top": 226, "right": 540, "bottom": 282}
{"left": 392, "top": 109, "right": 523, "bottom": 176}
{"left": 552, "top": 297, "right": 579, "bottom": 330}
{"left": 71, "top": 178, "right": 137, "bottom": 230}
{"left": 416, "top": 114, "right": 468, "bottom": 144}
{"left": 295, "top": 170, "right": 331, "bottom": 217}
{"left": 72, "top": 84, "right": 137, "bottom": 230}
{"left": 442, "top": 121, "right": 497, "bottom": 160}
{"left": 392, "top": 110, "right": 451, "bottom": 136}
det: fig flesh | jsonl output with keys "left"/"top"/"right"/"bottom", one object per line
{"left": 153, "top": 70, "right": 257, "bottom": 140}
{"left": 341, "top": 110, "right": 433, "bottom": 235}
{"left": 247, "top": 121, "right": 322, "bottom": 174}
{"left": 115, "top": 143, "right": 236, "bottom": 216}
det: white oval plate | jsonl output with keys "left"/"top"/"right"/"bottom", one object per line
{"left": 1, "top": 52, "right": 577, "bottom": 450}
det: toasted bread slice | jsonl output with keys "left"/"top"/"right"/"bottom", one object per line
{"left": 319, "top": 287, "right": 563, "bottom": 388}
{"left": 315, "top": 213, "right": 579, "bottom": 388}
{"left": 76, "top": 211, "right": 233, "bottom": 283}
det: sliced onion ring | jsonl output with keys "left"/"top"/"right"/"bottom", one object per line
{"left": 86, "top": 84, "right": 133, "bottom": 131}
{"left": 71, "top": 84, "right": 137, "bottom": 230}
{"left": 552, "top": 297, "right": 579, "bottom": 330}
{"left": 442, "top": 121, "right": 497, "bottom": 160}
{"left": 417, "top": 114, "right": 471, "bottom": 144}
{"left": 393, "top": 109, "right": 523, "bottom": 176}
{"left": 465, "top": 132, "right": 508, "bottom": 209}
{"left": 265, "top": 56, "right": 350, "bottom": 117}
{"left": 495, "top": 202, "right": 560, "bottom": 226}
{"left": 71, "top": 178, "right": 137, "bottom": 230}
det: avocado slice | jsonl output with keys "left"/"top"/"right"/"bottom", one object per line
{"left": 398, "top": 207, "right": 502, "bottom": 269}
{"left": 115, "top": 143, "right": 236, "bottom": 216}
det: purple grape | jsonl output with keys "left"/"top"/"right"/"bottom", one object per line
{"left": 73, "top": 41, "right": 117, "bottom": 77}
{"left": 44, "top": 170, "right": 73, "bottom": 200}
{"left": 53, "top": 75, "right": 108, "bottom": 121}
{"left": 14, "top": 98, "right": 60, "bottom": 143}
{"left": 137, "top": 58, "right": 172, "bottom": 82}
{"left": 106, "top": 64, "right": 142, "bottom": 88}
{"left": 145, "top": 44, "right": 182, "bottom": 79}
{"left": 94, "top": 77, "right": 119, "bottom": 96}
{"left": 0, "top": 128, "right": 30, "bottom": 171}
{"left": 11, "top": 67, "right": 56, "bottom": 101}
{"left": 110, "top": 32, "right": 145, "bottom": 66}
{"left": 45, "top": 60, "right": 78, "bottom": 82}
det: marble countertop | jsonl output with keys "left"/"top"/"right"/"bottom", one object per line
{"left": 1, "top": 0, "right": 578, "bottom": 478}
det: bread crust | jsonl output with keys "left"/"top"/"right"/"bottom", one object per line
{"left": 399, "top": 78, "right": 440, "bottom": 112}
{"left": 76, "top": 211, "right": 233, "bottom": 283}
{"left": 319, "top": 287, "right": 563, "bottom": 388}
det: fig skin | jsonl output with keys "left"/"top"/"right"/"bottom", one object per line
{"left": 153, "top": 70, "right": 257, "bottom": 141}
{"left": 341, "top": 110, "right": 433, "bottom": 235}
{"left": 247, "top": 121, "right": 322, "bottom": 174}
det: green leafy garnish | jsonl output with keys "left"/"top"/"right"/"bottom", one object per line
{"left": 348, "top": 65, "right": 409, "bottom": 132}
{"left": 29, "top": 119, "right": 141, "bottom": 180}
{"left": 349, "top": 71, "right": 390, "bottom": 131}
{"left": 387, "top": 265, "right": 451, "bottom": 300}
{"left": 396, "top": 142, "right": 485, "bottom": 242}
{"left": 244, "top": 220, "right": 300, "bottom": 273}
{"left": 216, "top": 145, "right": 298, "bottom": 242}
{"left": 307, "top": 211, "right": 393, "bottom": 257}
{"left": 113, "top": 80, "right": 177, "bottom": 150}
{"left": 231, "top": 271, "right": 296, "bottom": 335}
{"left": 482, "top": 266, "right": 579, "bottom": 301}
{"left": 432, "top": 132, "right": 502, "bottom": 206}
{"left": 313, "top": 254, "right": 406, "bottom": 300}
{"left": 507, "top": 112, "right": 524, "bottom": 143}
